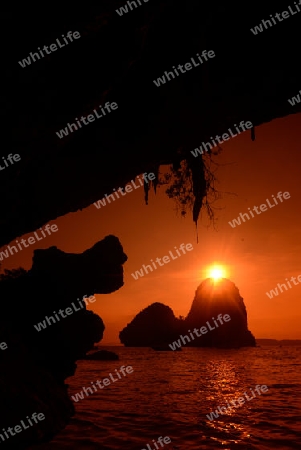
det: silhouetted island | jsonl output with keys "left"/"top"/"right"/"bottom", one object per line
{"left": 256, "top": 339, "right": 301, "bottom": 346}
{"left": 119, "top": 278, "right": 256, "bottom": 348}
{"left": 82, "top": 350, "right": 119, "bottom": 360}
{"left": 119, "top": 303, "right": 181, "bottom": 347}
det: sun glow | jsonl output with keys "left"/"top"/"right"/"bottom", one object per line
{"left": 207, "top": 265, "right": 226, "bottom": 281}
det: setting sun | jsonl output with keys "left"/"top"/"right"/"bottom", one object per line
{"left": 210, "top": 268, "right": 223, "bottom": 280}
{"left": 207, "top": 265, "right": 226, "bottom": 281}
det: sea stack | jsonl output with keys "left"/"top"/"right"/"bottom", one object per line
{"left": 185, "top": 278, "right": 256, "bottom": 347}
{"left": 119, "top": 303, "right": 181, "bottom": 347}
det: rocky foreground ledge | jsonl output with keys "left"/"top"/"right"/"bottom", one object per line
{"left": 0, "top": 236, "right": 127, "bottom": 448}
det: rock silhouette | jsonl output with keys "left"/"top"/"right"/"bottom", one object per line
{"left": 185, "top": 278, "right": 256, "bottom": 347}
{"left": 119, "top": 303, "right": 181, "bottom": 347}
{"left": 0, "top": 235, "right": 127, "bottom": 448}
{"left": 119, "top": 278, "right": 255, "bottom": 348}
{"left": 82, "top": 350, "right": 119, "bottom": 360}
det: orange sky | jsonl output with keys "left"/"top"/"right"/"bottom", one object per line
{"left": 2, "top": 113, "right": 301, "bottom": 343}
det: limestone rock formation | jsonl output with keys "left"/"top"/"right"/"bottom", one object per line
{"left": 185, "top": 278, "right": 256, "bottom": 347}
{"left": 119, "top": 302, "right": 181, "bottom": 346}
{"left": 120, "top": 279, "right": 255, "bottom": 348}
{"left": 0, "top": 235, "right": 127, "bottom": 447}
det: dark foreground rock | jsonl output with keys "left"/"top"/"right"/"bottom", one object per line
{"left": 0, "top": 235, "right": 127, "bottom": 448}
